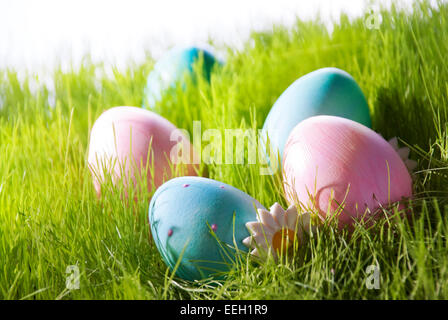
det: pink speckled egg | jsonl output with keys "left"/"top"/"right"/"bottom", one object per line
{"left": 88, "top": 106, "right": 197, "bottom": 197}
{"left": 283, "top": 115, "right": 412, "bottom": 229}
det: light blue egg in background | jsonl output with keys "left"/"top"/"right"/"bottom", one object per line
{"left": 262, "top": 67, "right": 372, "bottom": 160}
{"left": 148, "top": 176, "right": 264, "bottom": 281}
{"left": 143, "top": 46, "right": 222, "bottom": 110}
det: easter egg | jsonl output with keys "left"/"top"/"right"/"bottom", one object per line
{"left": 143, "top": 46, "right": 221, "bottom": 109}
{"left": 149, "top": 176, "right": 265, "bottom": 281}
{"left": 283, "top": 116, "right": 412, "bottom": 230}
{"left": 88, "top": 106, "right": 197, "bottom": 196}
{"left": 262, "top": 67, "right": 371, "bottom": 160}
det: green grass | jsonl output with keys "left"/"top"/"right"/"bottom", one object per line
{"left": 1, "top": 0, "right": 448, "bottom": 299}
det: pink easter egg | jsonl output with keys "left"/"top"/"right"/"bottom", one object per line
{"left": 88, "top": 106, "right": 197, "bottom": 197}
{"left": 283, "top": 115, "right": 412, "bottom": 229}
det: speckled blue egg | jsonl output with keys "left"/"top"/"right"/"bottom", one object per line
{"left": 262, "top": 67, "right": 372, "bottom": 160}
{"left": 148, "top": 176, "right": 264, "bottom": 281}
{"left": 143, "top": 46, "right": 221, "bottom": 109}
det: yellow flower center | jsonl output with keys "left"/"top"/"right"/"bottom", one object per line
{"left": 272, "top": 228, "right": 296, "bottom": 254}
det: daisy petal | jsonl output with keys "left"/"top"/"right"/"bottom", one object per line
{"left": 242, "top": 236, "right": 252, "bottom": 248}
{"left": 397, "top": 147, "right": 410, "bottom": 160}
{"left": 251, "top": 248, "right": 260, "bottom": 257}
{"left": 246, "top": 221, "right": 273, "bottom": 237}
{"left": 284, "top": 205, "right": 298, "bottom": 230}
{"left": 405, "top": 159, "right": 417, "bottom": 172}
{"left": 270, "top": 249, "right": 278, "bottom": 261}
{"left": 258, "top": 208, "right": 278, "bottom": 230}
{"left": 270, "top": 202, "right": 286, "bottom": 226}
{"left": 388, "top": 138, "right": 417, "bottom": 173}
{"left": 388, "top": 137, "right": 399, "bottom": 150}
{"left": 297, "top": 212, "right": 311, "bottom": 230}
{"left": 252, "top": 233, "right": 271, "bottom": 249}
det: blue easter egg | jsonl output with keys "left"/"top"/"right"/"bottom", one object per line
{"left": 262, "top": 67, "right": 371, "bottom": 160}
{"left": 143, "top": 46, "right": 221, "bottom": 109}
{"left": 148, "top": 176, "right": 264, "bottom": 281}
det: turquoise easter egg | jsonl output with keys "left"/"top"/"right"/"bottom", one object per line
{"left": 262, "top": 67, "right": 371, "bottom": 160}
{"left": 149, "top": 176, "right": 264, "bottom": 281}
{"left": 143, "top": 46, "right": 221, "bottom": 109}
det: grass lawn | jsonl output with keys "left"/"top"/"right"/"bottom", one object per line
{"left": 1, "top": 1, "right": 448, "bottom": 299}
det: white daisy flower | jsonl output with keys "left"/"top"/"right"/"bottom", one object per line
{"left": 243, "top": 203, "right": 313, "bottom": 260}
{"left": 388, "top": 137, "right": 417, "bottom": 172}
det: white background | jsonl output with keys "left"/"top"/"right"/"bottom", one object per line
{"left": 0, "top": 0, "right": 433, "bottom": 72}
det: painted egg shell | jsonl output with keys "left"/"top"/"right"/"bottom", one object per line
{"left": 283, "top": 116, "right": 412, "bottom": 230}
{"left": 143, "top": 46, "right": 221, "bottom": 109}
{"left": 88, "top": 106, "right": 197, "bottom": 196}
{"left": 149, "top": 176, "right": 265, "bottom": 281}
{"left": 262, "top": 67, "right": 371, "bottom": 160}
